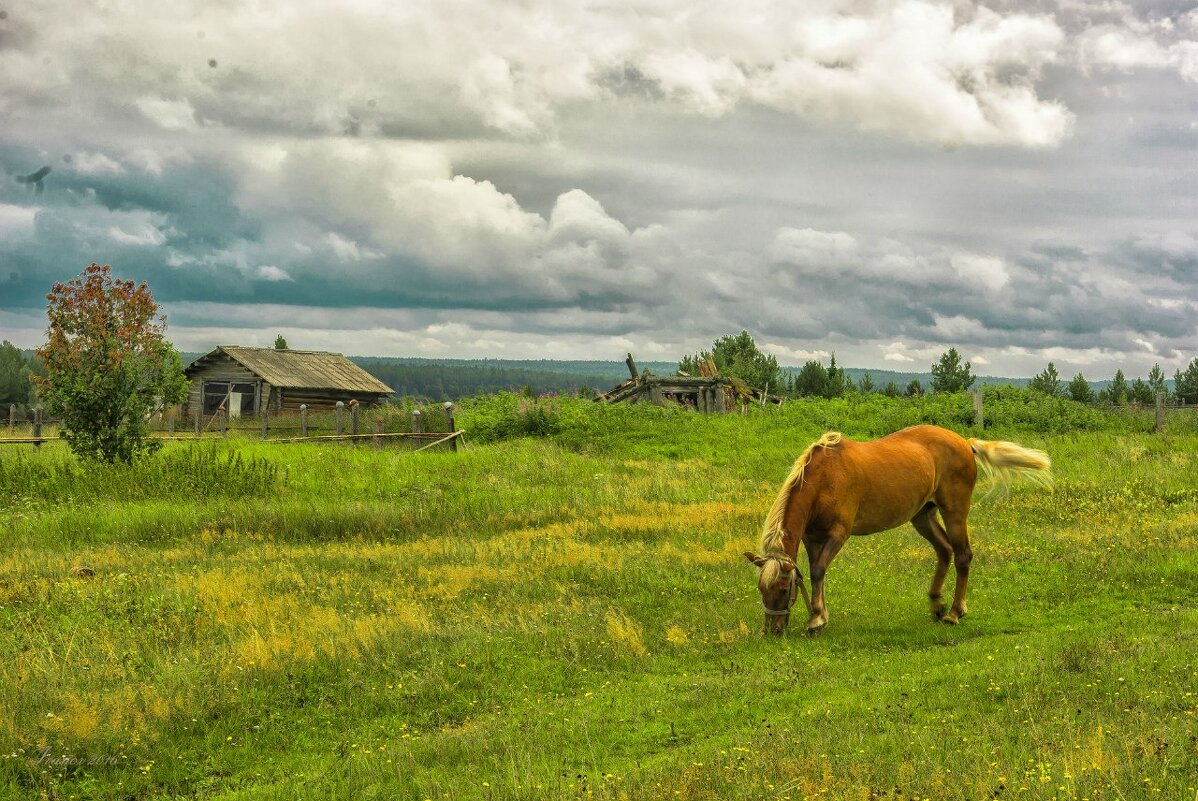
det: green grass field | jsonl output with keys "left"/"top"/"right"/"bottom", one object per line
{"left": 2, "top": 394, "right": 1196, "bottom": 800}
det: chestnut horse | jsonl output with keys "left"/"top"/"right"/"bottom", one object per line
{"left": 745, "top": 425, "right": 1051, "bottom": 635}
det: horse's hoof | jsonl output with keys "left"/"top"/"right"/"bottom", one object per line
{"left": 805, "top": 623, "right": 826, "bottom": 636}
{"left": 941, "top": 612, "right": 960, "bottom": 625}
{"left": 931, "top": 606, "right": 946, "bottom": 621}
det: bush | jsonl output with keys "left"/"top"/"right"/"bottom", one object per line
{"left": 456, "top": 386, "right": 1150, "bottom": 450}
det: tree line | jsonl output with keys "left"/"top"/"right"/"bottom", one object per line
{"left": 678, "top": 331, "right": 1198, "bottom": 405}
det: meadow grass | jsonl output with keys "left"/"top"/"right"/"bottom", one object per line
{"left": 1, "top": 395, "right": 1196, "bottom": 800}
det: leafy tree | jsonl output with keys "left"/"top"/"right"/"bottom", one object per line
{"left": 0, "top": 340, "right": 32, "bottom": 406}
{"left": 857, "top": 372, "right": 875, "bottom": 393}
{"left": 882, "top": 381, "right": 900, "bottom": 397}
{"left": 680, "top": 330, "right": 781, "bottom": 393}
{"left": 1176, "top": 358, "right": 1198, "bottom": 405}
{"left": 930, "top": 347, "right": 975, "bottom": 393}
{"left": 1066, "top": 373, "right": 1094, "bottom": 403}
{"left": 274, "top": 334, "right": 288, "bottom": 350}
{"left": 790, "top": 355, "right": 848, "bottom": 399}
{"left": 36, "top": 263, "right": 188, "bottom": 463}
{"left": 905, "top": 379, "right": 923, "bottom": 397}
{"left": 792, "top": 360, "right": 828, "bottom": 397}
{"left": 1128, "top": 378, "right": 1154, "bottom": 405}
{"left": 1147, "top": 363, "right": 1167, "bottom": 400}
{"left": 1028, "top": 362, "right": 1061, "bottom": 396}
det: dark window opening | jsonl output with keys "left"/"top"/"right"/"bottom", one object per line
{"left": 202, "top": 382, "right": 257, "bottom": 414}
{"left": 203, "top": 382, "right": 229, "bottom": 413}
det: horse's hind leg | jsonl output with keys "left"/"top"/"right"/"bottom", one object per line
{"left": 938, "top": 506, "right": 973, "bottom": 625}
{"left": 911, "top": 505, "right": 952, "bottom": 620}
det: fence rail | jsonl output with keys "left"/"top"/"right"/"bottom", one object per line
{"left": 1, "top": 402, "right": 465, "bottom": 453}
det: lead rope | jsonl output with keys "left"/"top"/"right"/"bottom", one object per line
{"left": 794, "top": 565, "right": 813, "bottom": 617}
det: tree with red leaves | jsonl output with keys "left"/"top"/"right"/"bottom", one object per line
{"left": 36, "top": 263, "right": 188, "bottom": 462}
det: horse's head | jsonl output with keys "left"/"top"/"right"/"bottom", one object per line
{"left": 744, "top": 552, "right": 799, "bottom": 635}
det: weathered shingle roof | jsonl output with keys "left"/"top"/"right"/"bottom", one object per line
{"left": 186, "top": 346, "right": 393, "bottom": 394}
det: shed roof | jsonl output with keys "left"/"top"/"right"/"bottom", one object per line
{"left": 186, "top": 346, "right": 394, "bottom": 394}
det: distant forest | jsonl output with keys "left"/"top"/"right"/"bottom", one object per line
{"left": 357, "top": 360, "right": 1027, "bottom": 400}
{"left": 2, "top": 346, "right": 1177, "bottom": 405}
{"left": 162, "top": 352, "right": 1027, "bottom": 402}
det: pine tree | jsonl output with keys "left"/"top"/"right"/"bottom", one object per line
{"left": 1175, "top": 358, "right": 1198, "bottom": 404}
{"left": 1028, "top": 362, "right": 1061, "bottom": 396}
{"left": 1107, "top": 369, "right": 1128, "bottom": 405}
{"left": 824, "top": 354, "right": 847, "bottom": 398}
{"left": 1066, "top": 373, "right": 1094, "bottom": 403}
{"left": 930, "top": 348, "right": 975, "bottom": 393}
{"left": 1129, "top": 378, "right": 1154, "bottom": 405}
{"left": 1147, "top": 363, "right": 1167, "bottom": 400}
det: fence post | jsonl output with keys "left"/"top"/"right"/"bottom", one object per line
{"left": 195, "top": 407, "right": 202, "bottom": 438}
{"left": 373, "top": 417, "right": 383, "bottom": 449}
{"left": 411, "top": 409, "right": 423, "bottom": 434}
{"left": 167, "top": 406, "right": 176, "bottom": 436}
{"left": 218, "top": 408, "right": 227, "bottom": 438}
{"left": 8, "top": 403, "right": 15, "bottom": 433}
{"left": 300, "top": 404, "right": 308, "bottom": 438}
{"left": 33, "top": 407, "right": 42, "bottom": 449}
{"left": 1155, "top": 390, "right": 1165, "bottom": 434}
{"left": 261, "top": 406, "right": 269, "bottom": 440}
{"left": 973, "top": 388, "right": 984, "bottom": 428}
{"left": 351, "top": 401, "right": 360, "bottom": 440}
{"left": 335, "top": 401, "right": 344, "bottom": 437}
{"left": 443, "top": 402, "right": 457, "bottom": 452}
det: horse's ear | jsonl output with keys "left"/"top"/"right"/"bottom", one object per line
{"left": 778, "top": 560, "right": 795, "bottom": 574}
{"left": 744, "top": 551, "right": 766, "bottom": 567}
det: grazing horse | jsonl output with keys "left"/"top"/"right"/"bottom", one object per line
{"left": 745, "top": 425, "right": 1051, "bottom": 635}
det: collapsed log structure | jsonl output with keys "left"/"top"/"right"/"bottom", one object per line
{"left": 594, "top": 353, "right": 782, "bottom": 413}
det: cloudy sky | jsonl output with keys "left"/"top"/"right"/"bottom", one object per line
{"left": 2, "top": 0, "right": 1197, "bottom": 377}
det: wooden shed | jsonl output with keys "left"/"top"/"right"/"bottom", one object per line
{"left": 184, "top": 346, "right": 393, "bottom": 416}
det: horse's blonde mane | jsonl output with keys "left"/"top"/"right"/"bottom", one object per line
{"left": 759, "top": 432, "right": 842, "bottom": 560}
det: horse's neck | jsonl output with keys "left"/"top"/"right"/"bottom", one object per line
{"left": 780, "top": 477, "right": 817, "bottom": 555}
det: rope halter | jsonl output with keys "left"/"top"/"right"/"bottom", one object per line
{"left": 762, "top": 560, "right": 800, "bottom": 617}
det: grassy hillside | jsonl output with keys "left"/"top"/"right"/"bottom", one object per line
{"left": 1, "top": 394, "right": 1196, "bottom": 799}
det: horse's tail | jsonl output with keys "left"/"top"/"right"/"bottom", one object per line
{"left": 969, "top": 438, "right": 1052, "bottom": 494}
{"left": 759, "top": 432, "right": 842, "bottom": 557}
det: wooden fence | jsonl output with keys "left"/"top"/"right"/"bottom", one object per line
{"left": 1, "top": 402, "right": 465, "bottom": 452}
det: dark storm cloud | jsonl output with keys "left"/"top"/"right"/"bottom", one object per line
{"left": 1, "top": 0, "right": 1197, "bottom": 374}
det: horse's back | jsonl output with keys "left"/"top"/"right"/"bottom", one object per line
{"left": 810, "top": 426, "right": 976, "bottom": 535}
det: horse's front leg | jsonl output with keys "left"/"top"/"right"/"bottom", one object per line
{"left": 804, "top": 528, "right": 848, "bottom": 635}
